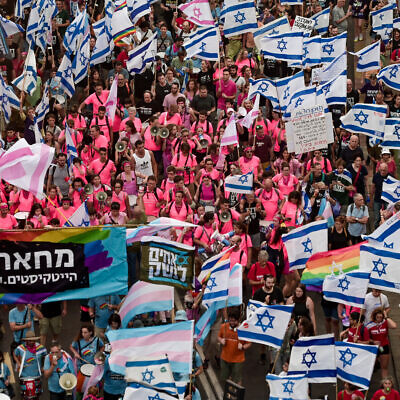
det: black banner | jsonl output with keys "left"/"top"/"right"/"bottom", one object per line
{"left": 0, "top": 241, "right": 89, "bottom": 293}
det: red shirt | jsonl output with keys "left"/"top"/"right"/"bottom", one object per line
{"left": 368, "top": 319, "right": 389, "bottom": 346}
{"left": 337, "top": 390, "right": 365, "bottom": 400}
{"left": 347, "top": 324, "right": 370, "bottom": 343}
{"left": 247, "top": 262, "right": 276, "bottom": 295}
{"left": 372, "top": 389, "right": 400, "bottom": 400}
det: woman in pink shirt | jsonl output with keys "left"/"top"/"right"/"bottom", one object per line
{"left": 117, "top": 162, "right": 137, "bottom": 196}
{"left": 233, "top": 221, "right": 253, "bottom": 269}
{"left": 272, "top": 120, "right": 286, "bottom": 154}
{"left": 239, "top": 147, "right": 262, "bottom": 179}
{"left": 256, "top": 178, "right": 284, "bottom": 222}
{"left": 235, "top": 50, "right": 257, "bottom": 76}
{"left": 172, "top": 129, "right": 196, "bottom": 156}
{"left": 111, "top": 179, "right": 130, "bottom": 215}
{"left": 272, "top": 162, "right": 299, "bottom": 197}
{"left": 41, "top": 185, "right": 60, "bottom": 219}
{"left": 273, "top": 148, "right": 303, "bottom": 178}
{"left": 159, "top": 105, "right": 182, "bottom": 127}
{"left": 8, "top": 186, "right": 20, "bottom": 215}
{"left": 101, "top": 202, "right": 128, "bottom": 225}
{"left": 119, "top": 120, "right": 142, "bottom": 150}
{"left": 28, "top": 204, "right": 48, "bottom": 228}
{"left": 306, "top": 149, "right": 332, "bottom": 173}
{"left": 69, "top": 178, "right": 86, "bottom": 208}
{"left": 280, "top": 191, "right": 303, "bottom": 227}
{"left": 195, "top": 158, "right": 221, "bottom": 185}
{"left": 194, "top": 174, "right": 220, "bottom": 208}
{"left": 72, "top": 158, "right": 88, "bottom": 184}
{"left": 171, "top": 142, "right": 198, "bottom": 191}
{"left": 18, "top": 190, "right": 36, "bottom": 213}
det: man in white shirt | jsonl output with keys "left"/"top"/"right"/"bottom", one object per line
{"left": 363, "top": 289, "right": 390, "bottom": 324}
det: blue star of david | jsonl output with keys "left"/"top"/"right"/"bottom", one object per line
{"left": 337, "top": 276, "right": 350, "bottom": 292}
{"left": 282, "top": 380, "right": 295, "bottom": 394}
{"left": 393, "top": 125, "right": 400, "bottom": 140}
{"left": 148, "top": 394, "right": 162, "bottom": 400}
{"left": 207, "top": 276, "right": 217, "bottom": 291}
{"left": 271, "top": 28, "right": 279, "bottom": 35}
{"left": 322, "top": 44, "right": 334, "bottom": 55}
{"left": 65, "top": 66, "right": 72, "bottom": 78}
{"left": 238, "top": 174, "right": 249, "bottom": 184}
{"left": 384, "top": 242, "right": 394, "bottom": 249}
{"left": 384, "top": 28, "right": 392, "bottom": 38}
{"left": 234, "top": 11, "right": 246, "bottom": 24}
{"left": 1, "top": 94, "right": 7, "bottom": 104}
{"left": 283, "top": 87, "right": 290, "bottom": 100}
{"left": 295, "top": 97, "right": 304, "bottom": 107}
{"left": 379, "top": 13, "right": 384, "bottom": 20}
{"left": 258, "top": 82, "right": 269, "bottom": 92}
{"left": 79, "top": 53, "right": 88, "bottom": 66}
{"left": 79, "top": 218, "right": 90, "bottom": 227}
{"left": 372, "top": 258, "right": 388, "bottom": 277}
{"left": 338, "top": 347, "right": 358, "bottom": 368}
{"left": 303, "top": 46, "right": 309, "bottom": 57}
{"left": 254, "top": 309, "right": 275, "bottom": 333}
{"left": 175, "top": 255, "right": 189, "bottom": 265}
{"left": 301, "top": 237, "right": 312, "bottom": 254}
{"left": 199, "top": 41, "right": 206, "bottom": 52}
{"left": 323, "top": 83, "right": 332, "bottom": 95}
{"left": 277, "top": 39, "right": 287, "bottom": 52}
{"left": 302, "top": 349, "right": 317, "bottom": 368}
{"left": 389, "top": 65, "right": 399, "bottom": 79}
{"left": 354, "top": 110, "right": 369, "bottom": 126}
{"left": 141, "top": 368, "right": 155, "bottom": 384}
{"left": 394, "top": 185, "right": 400, "bottom": 198}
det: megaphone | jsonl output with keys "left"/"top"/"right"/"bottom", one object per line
{"left": 158, "top": 127, "right": 169, "bottom": 138}
{"left": 199, "top": 134, "right": 208, "bottom": 149}
{"left": 115, "top": 141, "right": 126, "bottom": 153}
{"left": 94, "top": 351, "right": 106, "bottom": 365}
{"left": 150, "top": 127, "right": 159, "bottom": 137}
{"left": 220, "top": 211, "right": 231, "bottom": 223}
{"left": 96, "top": 191, "right": 108, "bottom": 202}
{"left": 84, "top": 184, "right": 94, "bottom": 195}
{"left": 59, "top": 373, "right": 77, "bottom": 395}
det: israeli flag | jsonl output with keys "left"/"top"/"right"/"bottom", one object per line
{"left": 91, "top": 29, "right": 114, "bottom": 66}
{"left": 394, "top": 16, "right": 400, "bottom": 30}
{"left": 381, "top": 118, "right": 400, "bottom": 149}
{"left": 254, "top": 16, "right": 290, "bottom": 49}
{"left": 184, "top": 27, "right": 219, "bottom": 61}
{"left": 56, "top": 54, "right": 75, "bottom": 98}
{"left": 282, "top": 220, "right": 328, "bottom": 270}
{"left": 303, "top": 35, "right": 321, "bottom": 67}
{"left": 225, "top": 172, "right": 254, "bottom": 194}
{"left": 285, "top": 86, "right": 317, "bottom": 119}
{"left": 34, "top": 83, "right": 50, "bottom": 125}
{"left": 221, "top": 0, "right": 258, "bottom": 38}
{"left": 340, "top": 103, "right": 387, "bottom": 138}
{"left": 15, "top": 0, "right": 32, "bottom": 19}
{"left": 124, "top": 385, "right": 177, "bottom": 400}
{"left": 72, "top": 33, "right": 90, "bottom": 84}
{"left": 311, "top": 7, "right": 330, "bottom": 34}
{"left": 365, "top": 211, "right": 400, "bottom": 250}
{"left": 65, "top": 201, "right": 90, "bottom": 227}
{"left": 0, "top": 15, "right": 24, "bottom": 37}
{"left": 335, "top": 341, "right": 378, "bottom": 390}
{"left": 372, "top": 3, "right": 394, "bottom": 43}
{"left": 12, "top": 47, "right": 37, "bottom": 96}
{"left": 127, "top": 0, "right": 150, "bottom": 25}
{"left": 381, "top": 176, "right": 400, "bottom": 204}
{"left": 320, "top": 32, "right": 347, "bottom": 63}
{"left": 237, "top": 305, "right": 294, "bottom": 348}
{"left": 266, "top": 374, "right": 308, "bottom": 400}
{"left": 261, "top": 31, "right": 303, "bottom": 62}
{"left": 275, "top": 71, "right": 305, "bottom": 112}
{"left": 0, "top": 76, "right": 20, "bottom": 124}
{"left": 246, "top": 299, "right": 265, "bottom": 319}
{"left": 248, "top": 78, "right": 278, "bottom": 104}
{"left": 377, "top": 63, "right": 400, "bottom": 91}
{"left": 319, "top": 51, "right": 347, "bottom": 84}
{"left": 360, "top": 244, "right": 400, "bottom": 293}
{"left": 281, "top": 0, "right": 302, "bottom": 4}
{"left": 65, "top": 124, "right": 78, "bottom": 174}
{"left": 127, "top": 34, "right": 157, "bottom": 75}
{"left": 288, "top": 334, "right": 336, "bottom": 383}
{"left": 202, "top": 257, "right": 230, "bottom": 308}
{"left": 323, "top": 271, "right": 370, "bottom": 308}
{"left": 354, "top": 40, "right": 381, "bottom": 72}
{"left": 63, "top": 9, "right": 89, "bottom": 56}
{"left": 317, "top": 69, "right": 347, "bottom": 106}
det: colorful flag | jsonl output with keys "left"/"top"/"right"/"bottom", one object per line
{"left": 253, "top": 16, "right": 290, "bottom": 49}
{"left": 65, "top": 200, "right": 90, "bottom": 227}
{"left": 197, "top": 247, "right": 234, "bottom": 284}
{"left": 225, "top": 172, "right": 254, "bottom": 194}
{"left": 184, "top": 26, "right": 219, "bottom": 61}
{"left": 288, "top": 334, "right": 336, "bottom": 383}
{"left": 377, "top": 63, "right": 400, "bottom": 91}
{"left": 302, "top": 242, "right": 362, "bottom": 287}
{"left": 354, "top": 40, "right": 381, "bottom": 72}
{"left": 127, "top": 0, "right": 150, "bottom": 25}
{"left": 381, "top": 176, "right": 400, "bottom": 204}
{"left": 240, "top": 94, "right": 260, "bottom": 129}
{"left": 311, "top": 7, "right": 330, "bottom": 34}
{"left": 178, "top": 0, "right": 214, "bottom": 26}
{"left": 126, "top": 33, "right": 157, "bottom": 74}
{"left": 266, "top": 374, "right": 308, "bottom": 400}
{"left": 322, "top": 271, "right": 370, "bottom": 307}
{"left": 282, "top": 220, "right": 328, "bottom": 271}
{"left": 261, "top": 31, "right": 303, "bottom": 62}
{"left": 237, "top": 304, "right": 294, "bottom": 348}
{"left": 124, "top": 385, "right": 177, "bottom": 400}
{"left": 381, "top": 118, "right": 400, "bottom": 149}
{"left": 317, "top": 196, "right": 334, "bottom": 227}
{"left": 194, "top": 300, "right": 219, "bottom": 346}
{"left": 335, "top": 341, "right": 378, "bottom": 390}
{"left": 56, "top": 54, "right": 75, "bottom": 98}
{"left": 119, "top": 281, "right": 174, "bottom": 328}
{"left": 320, "top": 32, "right": 347, "bottom": 63}
{"left": 340, "top": 103, "right": 387, "bottom": 138}
{"left": 12, "top": 47, "right": 37, "bottom": 96}
{"left": 275, "top": 71, "right": 304, "bottom": 112}
{"left": 111, "top": 0, "right": 136, "bottom": 47}
{"left": 106, "top": 321, "right": 194, "bottom": 375}
{"left": 221, "top": 0, "right": 258, "bottom": 38}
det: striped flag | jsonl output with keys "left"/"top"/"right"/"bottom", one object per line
{"left": 0, "top": 76, "right": 20, "bottom": 124}
{"left": 126, "top": 33, "right": 157, "bottom": 74}
{"left": 237, "top": 304, "right": 294, "bottom": 348}
{"left": 64, "top": 124, "right": 78, "bottom": 174}
{"left": 178, "top": 0, "right": 214, "bottom": 26}
{"left": 303, "top": 35, "right": 321, "bottom": 67}
{"left": 15, "top": 0, "right": 32, "bottom": 19}
{"left": 12, "top": 47, "right": 37, "bottom": 96}
{"left": 194, "top": 301, "right": 219, "bottom": 346}
{"left": 106, "top": 321, "right": 194, "bottom": 376}
{"left": 127, "top": 0, "right": 150, "bottom": 25}
{"left": 198, "top": 247, "right": 234, "bottom": 284}
{"left": 311, "top": 7, "right": 330, "bottom": 34}
{"left": 319, "top": 51, "right": 347, "bottom": 84}
{"left": 317, "top": 69, "right": 347, "bottom": 106}
{"left": 282, "top": 220, "right": 328, "bottom": 271}
{"left": 248, "top": 78, "right": 278, "bottom": 104}
{"left": 322, "top": 271, "right": 370, "bottom": 307}
{"left": 335, "top": 342, "right": 378, "bottom": 390}
{"left": 225, "top": 172, "right": 254, "bottom": 194}
{"left": 65, "top": 201, "right": 90, "bottom": 227}
{"left": 381, "top": 118, "right": 400, "bottom": 149}
{"left": 119, "top": 281, "right": 174, "bottom": 328}
{"left": 0, "top": 15, "right": 24, "bottom": 37}
{"left": 288, "top": 334, "right": 336, "bottom": 383}
{"left": 184, "top": 27, "right": 219, "bottom": 61}
{"left": 261, "top": 31, "right": 303, "bottom": 62}
{"left": 253, "top": 16, "right": 290, "bottom": 49}
{"left": 381, "top": 176, "right": 400, "bottom": 204}
{"left": 320, "top": 32, "right": 347, "bottom": 63}
{"left": 72, "top": 32, "right": 90, "bottom": 84}
{"left": 377, "top": 63, "right": 400, "bottom": 91}
{"left": 365, "top": 211, "right": 400, "bottom": 249}
{"left": 220, "top": 115, "right": 238, "bottom": 146}
{"left": 34, "top": 83, "right": 50, "bottom": 125}
{"left": 317, "top": 196, "right": 334, "bottom": 227}
{"left": 275, "top": 71, "right": 304, "bottom": 112}
{"left": 111, "top": 0, "right": 136, "bottom": 47}
{"left": 221, "top": 0, "right": 258, "bottom": 38}
{"left": 266, "top": 374, "right": 308, "bottom": 400}
{"left": 125, "top": 355, "right": 177, "bottom": 395}
{"left": 56, "top": 54, "right": 75, "bottom": 98}
{"left": 63, "top": 9, "right": 89, "bottom": 56}
{"left": 371, "top": 3, "right": 394, "bottom": 43}
{"left": 124, "top": 385, "right": 177, "bottom": 400}
{"left": 354, "top": 40, "right": 381, "bottom": 72}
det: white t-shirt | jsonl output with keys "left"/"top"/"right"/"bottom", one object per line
{"left": 364, "top": 292, "right": 389, "bottom": 323}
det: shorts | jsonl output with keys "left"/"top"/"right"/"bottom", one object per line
{"left": 39, "top": 316, "right": 62, "bottom": 336}
{"left": 95, "top": 326, "right": 106, "bottom": 338}
{"left": 250, "top": 233, "right": 261, "bottom": 248}
{"left": 321, "top": 299, "right": 339, "bottom": 320}
{"left": 378, "top": 344, "right": 390, "bottom": 355}
{"left": 220, "top": 359, "right": 243, "bottom": 384}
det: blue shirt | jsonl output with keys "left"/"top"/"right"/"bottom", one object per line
{"left": 88, "top": 295, "right": 120, "bottom": 329}
{"left": 15, "top": 344, "right": 47, "bottom": 378}
{"left": 0, "top": 362, "right": 10, "bottom": 389}
{"left": 71, "top": 337, "right": 104, "bottom": 368}
{"left": 44, "top": 353, "right": 75, "bottom": 393}
{"left": 9, "top": 307, "right": 35, "bottom": 342}
{"left": 103, "top": 357, "right": 126, "bottom": 395}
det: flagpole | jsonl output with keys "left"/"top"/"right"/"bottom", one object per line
{"left": 45, "top": 194, "right": 72, "bottom": 227}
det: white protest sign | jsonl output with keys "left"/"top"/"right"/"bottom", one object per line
{"left": 292, "top": 16, "right": 315, "bottom": 35}
{"left": 311, "top": 67, "right": 322, "bottom": 83}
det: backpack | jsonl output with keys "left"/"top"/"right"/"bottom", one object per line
{"left": 349, "top": 203, "right": 366, "bottom": 214}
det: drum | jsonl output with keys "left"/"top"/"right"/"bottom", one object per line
{"left": 76, "top": 364, "right": 95, "bottom": 393}
{"left": 14, "top": 212, "right": 29, "bottom": 220}
{"left": 20, "top": 377, "right": 41, "bottom": 399}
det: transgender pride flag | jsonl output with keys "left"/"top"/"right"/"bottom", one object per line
{"left": 119, "top": 281, "right": 174, "bottom": 328}
{"left": 106, "top": 321, "right": 194, "bottom": 376}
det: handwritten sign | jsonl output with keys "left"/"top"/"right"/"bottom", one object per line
{"left": 292, "top": 16, "right": 315, "bottom": 35}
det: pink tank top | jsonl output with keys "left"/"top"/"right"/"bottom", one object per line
{"left": 200, "top": 184, "right": 215, "bottom": 201}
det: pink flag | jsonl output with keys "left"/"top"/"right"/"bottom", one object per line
{"left": 105, "top": 75, "right": 118, "bottom": 122}
{"left": 82, "top": 364, "right": 104, "bottom": 398}
{"left": 220, "top": 115, "right": 238, "bottom": 147}
{"left": 179, "top": 0, "right": 214, "bottom": 26}
{"left": 0, "top": 139, "right": 54, "bottom": 199}
{"left": 240, "top": 94, "right": 260, "bottom": 129}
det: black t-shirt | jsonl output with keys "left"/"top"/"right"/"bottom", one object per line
{"left": 340, "top": 146, "right": 364, "bottom": 164}
{"left": 0, "top": 57, "right": 13, "bottom": 82}
{"left": 360, "top": 82, "right": 380, "bottom": 104}
{"left": 373, "top": 172, "right": 391, "bottom": 202}
{"left": 328, "top": 227, "right": 349, "bottom": 250}
{"left": 197, "top": 71, "right": 214, "bottom": 94}
{"left": 41, "top": 301, "right": 62, "bottom": 318}
{"left": 136, "top": 100, "right": 159, "bottom": 122}
{"left": 347, "top": 163, "right": 368, "bottom": 197}
{"left": 236, "top": 201, "right": 264, "bottom": 234}
{"left": 191, "top": 94, "right": 216, "bottom": 113}
{"left": 155, "top": 82, "right": 171, "bottom": 111}
{"left": 253, "top": 286, "right": 284, "bottom": 305}
{"left": 389, "top": 104, "right": 400, "bottom": 118}
{"left": 346, "top": 89, "right": 359, "bottom": 110}
{"left": 117, "top": 84, "right": 132, "bottom": 105}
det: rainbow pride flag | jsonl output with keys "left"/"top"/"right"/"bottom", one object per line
{"left": 301, "top": 242, "right": 365, "bottom": 287}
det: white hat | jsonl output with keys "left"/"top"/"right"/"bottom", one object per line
{"left": 227, "top": 108, "right": 235, "bottom": 113}
{"left": 381, "top": 148, "right": 391, "bottom": 155}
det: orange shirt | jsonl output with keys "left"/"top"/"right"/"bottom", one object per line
{"left": 218, "top": 323, "right": 246, "bottom": 363}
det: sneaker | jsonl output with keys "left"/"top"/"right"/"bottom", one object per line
{"left": 359, "top": 34, "right": 363, "bottom": 41}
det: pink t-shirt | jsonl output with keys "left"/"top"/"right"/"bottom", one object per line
{"left": 73, "top": 164, "right": 88, "bottom": 183}
{"left": 158, "top": 112, "right": 182, "bottom": 126}
{"left": 239, "top": 233, "right": 252, "bottom": 256}
{"left": 111, "top": 191, "right": 128, "bottom": 212}
{"left": 190, "top": 120, "right": 214, "bottom": 135}
{"left": 71, "top": 190, "right": 83, "bottom": 208}
{"left": 239, "top": 156, "right": 261, "bottom": 176}
{"left": 91, "top": 135, "right": 110, "bottom": 160}
{"left": 55, "top": 206, "right": 76, "bottom": 225}
{"left": 29, "top": 215, "right": 49, "bottom": 228}
{"left": 194, "top": 224, "right": 214, "bottom": 245}
{"left": 143, "top": 189, "right": 164, "bottom": 217}
{"left": 280, "top": 201, "right": 301, "bottom": 227}
{"left": 217, "top": 209, "right": 241, "bottom": 234}
{"left": 168, "top": 202, "right": 192, "bottom": 222}
{"left": 63, "top": 114, "right": 87, "bottom": 131}
{"left": 256, "top": 188, "right": 283, "bottom": 221}
{"left": 18, "top": 192, "right": 36, "bottom": 212}
{"left": 58, "top": 129, "right": 83, "bottom": 149}
{"left": 84, "top": 91, "right": 110, "bottom": 115}
{"left": 104, "top": 212, "right": 127, "bottom": 225}
{"left": 215, "top": 79, "right": 237, "bottom": 111}
{"left": 41, "top": 196, "right": 60, "bottom": 219}
{"left": 119, "top": 117, "right": 142, "bottom": 134}
{"left": 306, "top": 157, "right": 332, "bottom": 173}
{"left": 172, "top": 138, "right": 196, "bottom": 153}
{"left": 171, "top": 153, "right": 197, "bottom": 185}
{"left": 0, "top": 214, "right": 18, "bottom": 229}
{"left": 230, "top": 248, "right": 247, "bottom": 269}
{"left": 272, "top": 174, "right": 299, "bottom": 197}
{"left": 89, "top": 159, "right": 116, "bottom": 185}
{"left": 144, "top": 127, "right": 162, "bottom": 151}
{"left": 90, "top": 116, "right": 112, "bottom": 141}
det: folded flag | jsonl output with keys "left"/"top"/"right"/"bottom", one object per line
{"left": 282, "top": 220, "right": 328, "bottom": 271}
{"left": 261, "top": 31, "right": 303, "bottom": 62}
{"left": 254, "top": 16, "right": 290, "bottom": 50}
{"left": 126, "top": 33, "right": 157, "bottom": 74}
{"left": 12, "top": 47, "right": 37, "bottom": 96}
{"left": 221, "top": 0, "right": 258, "bottom": 38}
{"left": 381, "top": 176, "right": 400, "bottom": 204}
{"left": 15, "top": 0, "right": 32, "bottom": 19}
{"left": 395, "top": 16, "right": 400, "bottom": 30}
{"left": 119, "top": 281, "right": 174, "bottom": 328}
{"left": 125, "top": 355, "right": 177, "bottom": 396}
{"left": 322, "top": 271, "right": 370, "bottom": 308}
{"left": 311, "top": 7, "right": 330, "bottom": 34}
{"left": 354, "top": 40, "right": 381, "bottom": 72}
{"left": 194, "top": 300, "right": 219, "bottom": 346}
{"left": 225, "top": 172, "right": 254, "bottom": 194}
{"left": 237, "top": 304, "right": 294, "bottom": 348}
{"left": 65, "top": 200, "right": 90, "bottom": 228}
{"left": 340, "top": 103, "right": 387, "bottom": 138}
{"left": 275, "top": 71, "right": 304, "bottom": 112}
{"left": 288, "top": 334, "right": 336, "bottom": 383}
{"left": 266, "top": 374, "right": 308, "bottom": 400}
{"left": 124, "top": 385, "right": 177, "bottom": 400}
{"left": 381, "top": 118, "right": 400, "bottom": 149}
{"left": 320, "top": 32, "right": 347, "bottom": 63}
{"left": 184, "top": 26, "right": 219, "bottom": 61}
{"left": 359, "top": 244, "right": 400, "bottom": 293}
{"left": 107, "top": 321, "right": 194, "bottom": 376}
{"left": 303, "top": 35, "right": 321, "bottom": 67}
{"left": 248, "top": 78, "right": 278, "bottom": 104}
{"left": 377, "top": 63, "right": 400, "bottom": 91}
{"left": 335, "top": 341, "right": 378, "bottom": 390}
{"left": 178, "top": 0, "right": 214, "bottom": 26}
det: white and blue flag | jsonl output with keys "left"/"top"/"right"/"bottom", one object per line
{"left": 225, "top": 172, "right": 254, "bottom": 194}
{"left": 123, "top": 385, "right": 177, "bottom": 400}
{"left": 184, "top": 27, "right": 219, "bottom": 61}
{"left": 320, "top": 32, "right": 347, "bottom": 63}
{"left": 282, "top": 219, "right": 328, "bottom": 271}
{"left": 340, "top": 103, "right": 387, "bottom": 138}
{"left": 63, "top": 9, "right": 89, "bottom": 56}
{"left": 377, "top": 63, "right": 400, "bottom": 91}
{"left": 253, "top": 16, "right": 290, "bottom": 49}
{"left": 221, "top": 0, "right": 258, "bottom": 38}
{"left": 127, "top": 0, "right": 150, "bottom": 25}
{"left": 381, "top": 176, "right": 400, "bottom": 204}
{"left": 372, "top": 3, "right": 394, "bottom": 43}
{"left": 319, "top": 51, "right": 347, "bottom": 84}
{"left": 0, "top": 15, "right": 24, "bottom": 37}
{"left": 381, "top": 118, "right": 400, "bottom": 149}
{"left": 248, "top": 78, "right": 278, "bottom": 104}
{"left": 365, "top": 211, "right": 400, "bottom": 250}
{"left": 288, "top": 334, "right": 336, "bottom": 383}
{"left": 285, "top": 86, "right": 317, "bottom": 119}
{"left": 237, "top": 305, "right": 294, "bottom": 348}
{"left": 34, "top": 83, "right": 50, "bottom": 125}
{"left": 311, "top": 7, "right": 330, "bottom": 34}
{"left": 64, "top": 124, "right": 78, "bottom": 174}
{"left": 127, "top": 33, "right": 157, "bottom": 75}
{"left": 261, "top": 31, "right": 303, "bottom": 62}
{"left": 317, "top": 69, "right": 347, "bottom": 106}
{"left": 360, "top": 244, "right": 400, "bottom": 293}
{"left": 12, "top": 47, "right": 37, "bottom": 96}
{"left": 394, "top": 16, "right": 400, "bottom": 30}
{"left": 303, "top": 35, "right": 321, "bottom": 67}
{"left": 354, "top": 40, "right": 381, "bottom": 72}
{"left": 72, "top": 32, "right": 90, "bottom": 84}
{"left": 275, "top": 71, "right": 304, "bottom": 112}
{"left": 246, "top": 299, "right": 265, "bottom": 319}
{"left": 266, "top": 374, "right": 308, "bottom": 400}
{"left": 15, "top": 0, "right": 32, "bottom": 19}
{"left": 65, "top": 201, "right": 90, "bottom": 227}
{"left": 202, "top": 257, "right": 230, "bottom": 308}
{"left": 0, "top": 76, "right": 20, "bottom": 124}
{"left": 335, "top": 341, "right": 378, "bottom": 390}
{"left": 323, "top": 271, "right": 370, "bottom": 308}
{"left": 56, "top": 54, "right": 75, "bottom": 98}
